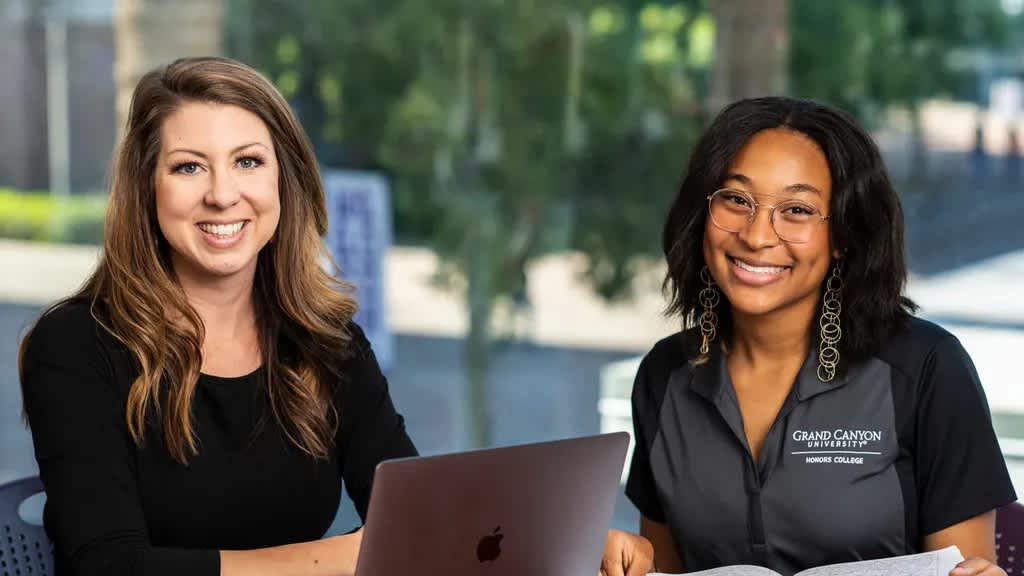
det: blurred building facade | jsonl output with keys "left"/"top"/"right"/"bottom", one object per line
{"left": 0, "top": 0, "right": 221, "bottom": 194}
{"left": 0, "top": 0, "right": 114, "bottom": 193}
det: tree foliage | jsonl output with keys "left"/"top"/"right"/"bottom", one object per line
{"left": 790, "top": 0, "right": 1013, "bottom": 123}
{"left": 227, "top": 0, "right": 708, "bottom": 446}
{"left": 226, "top": 0, "right": 1016, "bottom": 445}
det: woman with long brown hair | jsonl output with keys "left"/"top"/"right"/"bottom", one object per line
{"left": 19, "top": 56, "right": 416, "bottom": 575}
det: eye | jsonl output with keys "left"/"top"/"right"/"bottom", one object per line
{"left": 720, "top": 191, "right": 753, "bottom": 207}
{"left": 237, "top": 156, "right": 264, "bottom": 170}
{"left": 172, "top": 161, "right": 201, "bottom": 175}
{"left": 780, "top": 203, "right": 817, "bottom": 216}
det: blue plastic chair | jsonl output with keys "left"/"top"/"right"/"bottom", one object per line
{"left": 0, "top": 476, "right": 53, "bottom": 576}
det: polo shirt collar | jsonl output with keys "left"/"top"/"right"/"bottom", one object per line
{"left": 794, "top": 347, "right": 850, "bottom": 401}
{"left": 687, "top": 343, "right": 849, "bottom": 403}
{"left": 686, "top": 345, "right": 725, "bottom": 402}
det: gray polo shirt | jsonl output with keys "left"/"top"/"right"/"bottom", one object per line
{"left": 626, "top": 317, "right": 1016, "bottom": 576}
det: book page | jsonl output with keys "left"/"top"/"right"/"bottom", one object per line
{"left": 651, "top": 565, "right": 780, "bottom": 576}
{"left": 796, "top": 546, "right": 963, "bottom": 576}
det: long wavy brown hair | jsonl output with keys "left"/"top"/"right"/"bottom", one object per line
{"left": 20, "top": 57, "right": 357, "bottom": 463}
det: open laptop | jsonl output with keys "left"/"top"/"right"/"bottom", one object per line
{"left": 355, "top": 432, "right": 630, "bottom": 576}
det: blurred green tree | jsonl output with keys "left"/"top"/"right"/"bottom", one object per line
{"left": 790, "top": 0, "right": 1013, "bottom": 177}
{"left": 227, "top": 0, "right": 707, "bottom": 447}
{"left": 225, "top": 0, "right": 1015, "bottom": 447}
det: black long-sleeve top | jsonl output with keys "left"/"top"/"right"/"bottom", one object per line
{"left": 20, "top": 300, "right": 417, "bottom": 576}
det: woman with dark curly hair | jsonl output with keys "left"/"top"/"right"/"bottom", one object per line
{"left": 600, "top": 97, "right": 1015, "bottom": 576}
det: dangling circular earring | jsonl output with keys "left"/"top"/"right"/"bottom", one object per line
{"left": 698, "top": 266, "right": 720, "bottom": 356}
{"left": 817, "top": 262, "right": 843, "bottom": 382}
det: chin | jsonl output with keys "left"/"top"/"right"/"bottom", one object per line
{"left": 728, "top": 302, "right": 782, "bottom": 317}
{"left": 721, "top": 288, "right": 788, "bottom": 317}
{"left": 194, "top": 256, "right": 255, "bottom": 278}
{"left": 733, "top": 305, "right": 778, "bottom": 317}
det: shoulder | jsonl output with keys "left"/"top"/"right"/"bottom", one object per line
{"left": 342, "top": 321, "right": 373, "bottom": 359}
{"left": 20, "top": 299, "right": 131, "bottom": 425}
{"left": 633, "top": 330, "right": 692, "bottom": 408}
{"left": 21, "top": 298, "right": 133, "bottom": 397}
{"left": 333, "top": 321, "right": 387, "bottom": 394}
{"left": 639, "top": 330, "right": 691, "bottom": 382}
{"left": 24, "top": 298, "right": 115, "bottom": 359}
{"left": 878, "top": 316, "right": 956, "bottom": 356}
{"left": 335, "top": 321, "right": 377, "bottom": 378}
{"left": 873, "top": 316, "right": 968, "bottom": 382}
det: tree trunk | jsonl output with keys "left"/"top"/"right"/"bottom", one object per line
{"left": 708, "top": 0, "right": 789, "bottom": 114}
{"left": 564, "top": 11, "right": 585, "bottom": 154}
{"left": 465, "top": 215, "right": 494, "bottom": 449}
{"left": 908, "top": 101, "right": 928, "bottom": 184}
{"left": 114, "top": 0, "right": 223, "bottom": 138}
{"left": 452, "top": 15, "right": 495, "bottom": 449}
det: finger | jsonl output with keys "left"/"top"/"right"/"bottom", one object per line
{"left": 604, "top": 561, "right": 626, "bottom": 576}
{"left": 601, "top": 554, "right": 626, "bottom": 576}
{"left": 959, "top": 564, "right": 1006, "bottom": 576}
{"left": 952, "top": 557, "right": 993, "bottom": 576}
{"left": 626, "top": 555, "right": 654, "bottom": 576}
{"left": 957, "top": 558, "right": 993, "bottom": 570}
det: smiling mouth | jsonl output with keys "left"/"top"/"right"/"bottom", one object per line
{"left": 729, "top": 256, "right": 790, "bottom": 275}
{"left": 197, "top": 221, "right": 248, "bottom": 238}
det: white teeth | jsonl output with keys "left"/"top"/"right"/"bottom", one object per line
{"left": 734, "top": 258, "right": 786, "bottom": 274}
{"left": 198, "top": 222, "right": 245, "bottom": 237}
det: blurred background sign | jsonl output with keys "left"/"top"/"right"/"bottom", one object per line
{"left": 323, "top": 169, "right": 394, "bottom": 374}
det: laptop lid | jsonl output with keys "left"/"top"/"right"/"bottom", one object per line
{"left": 355, "top": 432, "right": 630, "bottom": 576}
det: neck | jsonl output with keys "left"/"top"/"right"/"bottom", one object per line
{"left": 174, "top": 264, "right": 258, "bottom": 339}
{"left": 728, "top": 296, "right": 818, "bottom": 366}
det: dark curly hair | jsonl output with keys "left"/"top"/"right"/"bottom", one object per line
{"left": 663, "top": 96, "right": 917, "bottom": 368}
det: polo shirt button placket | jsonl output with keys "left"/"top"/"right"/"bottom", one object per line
{"left": 744, "top": 459, "right": 769, "bottom": 566}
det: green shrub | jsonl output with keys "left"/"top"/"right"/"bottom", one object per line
{"left": 0, "top": 189, "right": 107, "bottom": 245}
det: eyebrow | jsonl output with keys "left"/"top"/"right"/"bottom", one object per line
{"left": 724, "top": 172, "right": 823, "bottom": 196}
{"left": 165, "top": 142, "right": 270, "bottom": 158}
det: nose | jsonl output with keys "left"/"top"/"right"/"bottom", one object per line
{"left": 204, "top": 167, "right": 240, "bottom": 208}
{"left": 737, "top": 206, "right": 780, "bottom": 250}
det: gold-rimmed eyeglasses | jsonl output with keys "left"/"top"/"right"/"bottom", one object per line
{"left": 706, "top": 188, "right": 830, "bottom": 244}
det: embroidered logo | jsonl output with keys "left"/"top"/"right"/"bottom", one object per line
{"left": 790, "top": 429, "right": 883, "bottom": 465}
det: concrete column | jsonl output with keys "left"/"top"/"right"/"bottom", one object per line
{"left": 113, "top": 0, "right": 223, "bottom": 138}
{"left": 708, "top": 0, "right": 789, "bottom": 115}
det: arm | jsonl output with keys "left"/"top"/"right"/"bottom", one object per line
{"left": 603, "top": 343, "right": 684, "bottom": 575}
{"left": 334, "top": 323, "right": 418, "bottom": 521}
{"left": 219, "top": 533, "right": 361, "bottom": 576}
{"left": 20, "top": 308, "right": 365, "bottom": 576}
{"left": 599, "top": 517, "right": 682, "bottom": 576}
{"left": 642, "top": 515, "right": 685, "bottom": 573}
{"left": 913, "top": 335, "right": 1016, "bottom": 576}
{"left": 925, "top": 512, "right": 1002, "bottom": 576}
{"left": 924, "top": 511, "right": 996, "bottom": 562}
{"left": 22, "top": 311, "right": 215, "bottom": 576}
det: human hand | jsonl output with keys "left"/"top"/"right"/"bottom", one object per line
{"left": 950, "top": 557, "right": 1006, "bottom": 576}
{"left": 599, "top": 529, "right": 654, "bottom": 576}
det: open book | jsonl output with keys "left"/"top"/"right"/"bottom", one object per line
{"left": 652, "top": 546, "right": 963, "bottom": 576}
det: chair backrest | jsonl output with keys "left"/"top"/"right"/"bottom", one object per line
{"left": 997, "top": 501, "right": 1024, "bottom": 575}
{"left": 0, "top": 476, "right": 53, "bottom": 576}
